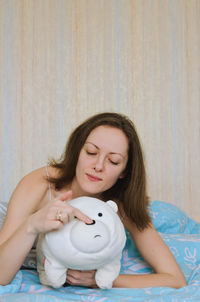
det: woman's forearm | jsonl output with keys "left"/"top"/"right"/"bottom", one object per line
{"left": 0, "top": 219, "right": 37, "bottom": 285}
{"left": 113, "top": 273, "right": 187, "bottom": 289}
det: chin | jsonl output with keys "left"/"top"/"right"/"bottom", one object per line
{"left": 77, "top": 178, "right": 112, "bottom": 197}
{"left": 80, "top": 184, "right": 104, "bottom": 197}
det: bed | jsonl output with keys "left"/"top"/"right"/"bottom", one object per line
{"left": 0, "top": 200, "right": 200, "bottom": 302}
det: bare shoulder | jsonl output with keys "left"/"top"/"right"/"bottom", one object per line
{"left": 0, "top": 167, "right": 49, "bottom": 243}
{"left": 7, "top": 166, "right": 57, "bottom": 213}
{"left": 15, "top": 166, "right": 58, "bottom": 191}
{"left": 10, "top": 166, "right": 61, "bottom": 209}
{"left": 14, "top": 167, "right": 48, "bottom": 195}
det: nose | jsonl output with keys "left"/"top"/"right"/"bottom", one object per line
{"left": 86, "top": 219, "right": 95, "bottom": 225}
{"left": 94, "top": 156, "right": 104, "bottom": 172}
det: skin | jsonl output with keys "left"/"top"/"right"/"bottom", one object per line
{"left": 0, "top": 126, "right": 187, "bottom": 288}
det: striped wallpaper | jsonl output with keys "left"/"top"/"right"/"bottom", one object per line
{"left": 0, "top": 0, "right": 199, "bottom": 221}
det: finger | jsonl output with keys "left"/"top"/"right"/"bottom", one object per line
{"left": 80, "top": 270, "right": 96, "bottom": 274}
{"left": 66, "top": 276, "right": 78, "bottom": 286}
{"left": 66, "top": 270, "right": 81, "bottom": 284}
{"left": 78, "top": 270, "right": 96, "bottom": 278}
{"left": 67, "top": 269, "right": 82, "bottom": 275}
{"left": 68, "top": 212, "right": 75, "bottom": 223}
{"left": 45, "top": 220, "right": 63, "bottom": 232}
{"left": 57, "top": 212, "right": 69, "bottom": 224}
{"left": 67, "top": 270, "right": 79, "bottom": 279}
{"left": 74, "top": 208, "right": 92, "bottom": 224}
{"left": 66, "top": 270, "right": 97, "bottom": 287}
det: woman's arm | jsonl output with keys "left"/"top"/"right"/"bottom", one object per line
{"left": 0, "top": 168, "right": 91, "bottom": 286}
{"left": 0, "top": 168, "right": 47, "bottom": 285}
{"left": 113, "top": 219, "right": 187, "bottom": 288}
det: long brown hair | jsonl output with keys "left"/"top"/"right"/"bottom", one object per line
{"left": 48, "top": 112, "right": 151, "bottom": 230}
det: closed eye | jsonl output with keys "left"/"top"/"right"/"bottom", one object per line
{"left": 86, "top": 151, "right": 97, "bottom": 156}
{"left": 109, "top": 160, "right": 119, "bottom": 165}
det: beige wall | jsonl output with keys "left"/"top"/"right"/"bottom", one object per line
{"left": 0, "top": 0, "right": 199, "bottom": 221}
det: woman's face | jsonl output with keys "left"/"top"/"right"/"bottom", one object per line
{"left": 72, "top": 125, "right": 129, "bottom": 198}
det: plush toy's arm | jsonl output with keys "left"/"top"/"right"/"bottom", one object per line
{"left": 95, "top": 255, "right": 122, "bottom": 289}
{"left": 37, "top": 254, "right": 67, "bottom": 288}
{"left": 36, "top": 235, "right": 67, "bottom": 288}
{"left": 43, "top": 258, "right": 67, "bottom": 288}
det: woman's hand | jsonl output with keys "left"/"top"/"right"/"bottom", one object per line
{"left": 66, "top": 269, "right": 97, "bottom": 288}
{"left": 27, "top": 191, "right": 92, "bottom": 235}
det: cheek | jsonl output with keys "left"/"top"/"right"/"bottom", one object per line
{"left": 76, "top": 154, "right": 92, "bottom": 177}
{"left": 76, "top": 152, "right": 86, "bottom": 169}
{"left": 106, "top": 167, "right": 123, "bottom": 183}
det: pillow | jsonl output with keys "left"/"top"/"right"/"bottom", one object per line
{"left": 149, "top": 201, "right": 200, "bottom": 234}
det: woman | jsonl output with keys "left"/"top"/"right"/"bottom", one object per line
{"left": 0, "top": 112, "right": 186, "bottom": 288}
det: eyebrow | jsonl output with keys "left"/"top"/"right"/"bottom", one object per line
{"left": 85, "top": 141, "right": 126, "bottom": 159}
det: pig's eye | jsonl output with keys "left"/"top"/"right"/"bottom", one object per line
{"left": 98, "top": 213, "right": 103, "bottom": 217}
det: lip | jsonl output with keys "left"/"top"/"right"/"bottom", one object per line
{"left": 86, "top": 173, "right": 102, "bottom": 182}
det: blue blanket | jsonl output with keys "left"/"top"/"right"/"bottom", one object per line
{"left": 1, "top": 201, "right": 200, "bottom": 302}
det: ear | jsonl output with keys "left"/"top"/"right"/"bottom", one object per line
{"left": 107, "top": 200, "right": 118, "bottom": 213}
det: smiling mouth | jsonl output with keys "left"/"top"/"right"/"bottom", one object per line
{"left": 86, "top": 174, "right": 102, "bottom": 182}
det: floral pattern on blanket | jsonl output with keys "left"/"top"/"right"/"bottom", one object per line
{"left": 0, "top": 200, "right": 200, "bottom": 302}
